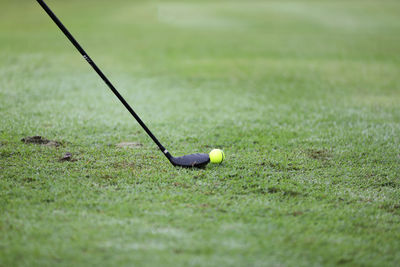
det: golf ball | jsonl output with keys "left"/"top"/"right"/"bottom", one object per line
{"left": 209, "top": 149, "right": 225, "bottom": 164}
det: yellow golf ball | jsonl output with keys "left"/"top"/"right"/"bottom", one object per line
{"left": 209, "top": 149, "right": 225, "bottom": 164}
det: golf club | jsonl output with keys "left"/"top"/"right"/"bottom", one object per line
{"left": 36, "top": 0, "right": 210, "bottom": 168}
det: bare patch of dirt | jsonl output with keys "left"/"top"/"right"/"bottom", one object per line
{"left": 21, "top": 136, "right": 62, "bottom": 147}
{"left": 307, "top": 149, "right": 332, "bottom": 161}
{"left": 59, "top": 152, "right": 77, "bottom": 162}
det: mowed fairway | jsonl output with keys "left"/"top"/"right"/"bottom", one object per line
{"left": 1, "top": 0, "right": 400, "bottom": 266}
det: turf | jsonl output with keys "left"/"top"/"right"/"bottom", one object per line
{"left": 1, "top": 0, "right": 400, "bottom": 266}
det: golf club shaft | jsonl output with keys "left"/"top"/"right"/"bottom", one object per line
{"left": 36, "top": 0, "right": 172, "bottom": 159}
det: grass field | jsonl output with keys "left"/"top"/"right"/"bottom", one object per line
{"left": 1, "top": 0, "right": 400, "bottom": 266}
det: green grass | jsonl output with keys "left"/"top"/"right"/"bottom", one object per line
{"left": 1, "top": 0, "right": 400, "bottom": 266}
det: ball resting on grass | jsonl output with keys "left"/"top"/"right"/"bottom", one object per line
{"left": 209, "top": 149, "right": 225, "bottom": 164}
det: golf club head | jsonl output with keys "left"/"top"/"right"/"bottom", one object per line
{"left": 170, "top": 153, "right": 210, "bottom": 168}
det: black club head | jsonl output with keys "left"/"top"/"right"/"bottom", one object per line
{"left": 170, "top": 153, "right": 210, "bottom": 168}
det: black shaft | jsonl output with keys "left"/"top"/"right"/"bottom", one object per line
{"left": 36, "top": 0, "right": 172, "bottom": 160}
